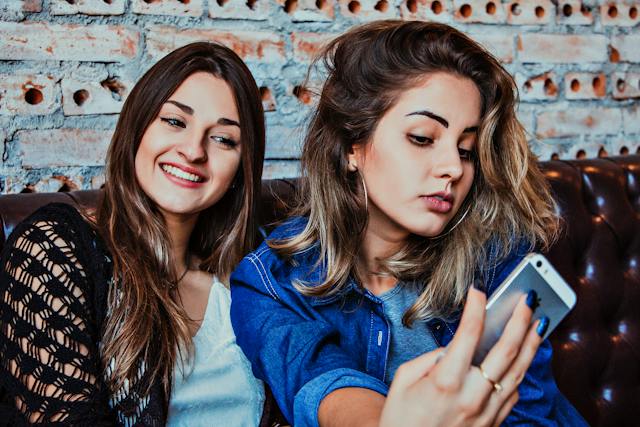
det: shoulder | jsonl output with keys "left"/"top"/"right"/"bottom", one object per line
{"left": 265, "top": 216, "right": 309, "bottom": 241}
{"left": 7, "top": 202, "right": 94, "bottom": 243}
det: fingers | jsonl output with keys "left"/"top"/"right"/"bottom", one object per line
{"left": 434, "top": 287, "right": 486, "bottom": 386}
{"left": 390, "top": 347, "right": 447, "bottom": 391}
{"left": 491, "top": 389, "right": 519, "bottom": 427}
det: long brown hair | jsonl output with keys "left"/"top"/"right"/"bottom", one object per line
{"left": 96, "top": 42, "right": 264, "bottom": 400}
{"left": 272, "top": 20, "right": 559, "bottom": 324}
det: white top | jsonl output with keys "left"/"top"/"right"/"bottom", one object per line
{"left": 167, "top": 278, "right": 265, "bottom": 427}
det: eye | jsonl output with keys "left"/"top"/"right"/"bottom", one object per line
{"left": 160, "top": 117, "right": 186, "bottom": 128}
{"left": 458, "top": 147, "right": 476, "bottom": 161}
{"left": 211, "top": 135, "right": 238, "bottom": 148}
{"left": 407, "top": 134, "right": 434, "bottom": 146}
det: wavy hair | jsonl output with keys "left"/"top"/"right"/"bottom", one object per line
{"left": 95, "top": 42, "right": 264, "bottom": 400}
{"left": 271, "top": 20, "right": 559, "bottom": 324}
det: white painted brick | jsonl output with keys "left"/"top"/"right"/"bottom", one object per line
{"left": 0, "top": 73, "right": 58, "bottom": 116}
{"left": 276, "top": 0, "right": 335, "bottom": 21}
{"left": 131, "top": 0, "right": 203, "bottom": 17}
{"left": 505, "top": 0, "right": 554, "bottom": 24}
{"left": 472, "top": 33, "right": 514, "bottom": 63}
{"left": 536, "top": 108, "right": 622, "bottom": 138}
{"left": 600, "top": 2, "right": 640, "bottom": 26}
{"left": 146, "top": 26, "right": 286, "bottom": 63}
{"left": 564, "top": 72, "right": 607, "bottom": 100}
{"left": 263, "top": 160, "right": 301, "bottom": 179}
{"left": 611, "top": 35, "right": 640, "bottom": 63}
{"left": 613, "top": 72, "right": 640, "bottom": 100}
{"left": 266, "top": 125, "right": 304, "bottom": 158}
{"left": 338, "top": 0, "right": 399, "bottom": 20}
{"left": 622, "top": 107, "right": 640, "bottom": 134}
{"left": 518, "top": 34, "right": 607, "bottom": 63}
{"left": 556, "top": 0, "right": 594, "bottom": 25}
{"left": 61, "top": 76, "right": 131, "bottom": 115}
{"left": 400, "top": 0, "right": 454, "bottom": 22}
{"left": 209, "top": 0, "right": 271, "bottom": 20}
{"left": 453, "top": 0, "right": 507, "bottom": 23}
{"left": 51, "top": 0, "right": 126, "bottom": 15}
{"left": 18, "top": 129, "right": 112, "bottom": 168}
{"left": 516, "top": 71, "right": 558, "bottom": 101}
{"left": 0, "top": 22, "right": 139, "bottom": 62}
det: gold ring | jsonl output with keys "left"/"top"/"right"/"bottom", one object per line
{"left": 479, "top": 365, "right": 503, "bottom": 393}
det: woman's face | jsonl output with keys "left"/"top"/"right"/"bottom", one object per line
{"left": 349, "top": 72, "right": 481, "bottom": 240}
{"left": 135, "top": 72, "right": 242, "bottom": 220}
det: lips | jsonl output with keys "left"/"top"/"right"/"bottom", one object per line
{"left": 421, "top": 192, "right": 454, "bottom": 213}
{"left": 160, "top": 162, "right": 206, "bottom": 185}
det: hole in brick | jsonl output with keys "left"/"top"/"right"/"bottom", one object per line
{"left": 20, "top": 186, "right": 34, "bottom": 193}
{"left": 544, "top": 78, "right": 557, "bottom": 96}
{"left": 597, "top": 147, "right": 608, "bottom": 158}
{"left": 101, "top": 77, "right": 125, "bottom": 102}
{"left": 293, "top": 85, "right": 312, "bottom": 104}
{"left": 24, "top": 88, "right": 43, "bottom": 105}
{"left": 608, "top": 5, "right": 618, "bottom": 18}
{"left": 580, "top": 4, "right": 590, "bottom": 14}
{"left": 523, "top": 81, "right": 532, "bottom": 93}
{"left": 431, "top": 0, "right": 443, "bottom": 14}
{"left": 535, "top": 6, "right": 545, "bottom": 17}
{"left": 143, "top": 0, "right": 159, "bottom": 3}
{"left": 65, "top": 0, "right": 75, "bottom": 4}
{"left": 375, "top": 0, "right": 388, "bottom": 12}
{"left": 592, "top": 76, "right": 605, "bottom": 95}
{"left": 217, "top": 0, "right": 229, "bottom": 5}
{"left": 460, "top": 4, "right": 472, "bottom": 17}
{"left": 610, "top": 46, "right": 620, "bottom": 62}
{"left": 550, "top": 153, "right": 559, "bottom": 160}
{"left": 485, "top": 1, "right": 496, "bottom": 14}
{"left": 637, "top": 146, "right": 640, "bottom": 154}
{"left": 630, "top": 6, "right": 638, "bottom": 19}
{"left": 316, "top": 0, "right": 326, "bottom": 9}
{"left": 576, "top": 149, "right": 586, "bottom": 159}
{"left": 407, "top": 0, "right": 418, "bottom": 13}
{"left": 620, "top": 146, "right": 629, "bottom": 155}
{"left": 178, "top": 0, "right": 190, "bottom": 3}
{"left": 58, "top": 183, "right": 73, "bottom": 192}
{"left": 103, "top": 0, "right": 112, "bottom": 4}
{"left": 570, "top": 79, "right": 580, "bottom": 92}
{"left": 510, "top": 3, "right": 521, "bottom": 15}
{"left": 246, "top": 0, "right": 256, "bottom": 9}
{"left": 284, "top": 0, "right": 296, "bottom": 12}
{"left": 616, "top": 78, "right": 626, "bottom": 92}
{"left": 562, "top": 3, "right": 572, "bottom": 16}
{"left": 348, "top": 0, "right": 361, "bottom": 13}
{"left": 73, "top": 89, "right": 90, "bottom": 106}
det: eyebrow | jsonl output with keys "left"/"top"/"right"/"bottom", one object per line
{"left": 406, "top": 110, "right": 478, "bottom": 133}
{"left": 165, "top": 100, "right": 240, "bottom": 128}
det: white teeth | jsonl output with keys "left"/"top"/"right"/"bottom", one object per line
{"left": 433, "top": 195, "right": 444, "bottom": 201}
{"left": 161, "top": 164, "right": 203, "bottom": 183}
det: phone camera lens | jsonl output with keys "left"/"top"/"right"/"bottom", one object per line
{"left": 536, "top": 261, "right": 542, "bottom": 268}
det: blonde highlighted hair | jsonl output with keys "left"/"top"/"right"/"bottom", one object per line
{"left": 270, "top": 20, "right": 559, "bottom": 324}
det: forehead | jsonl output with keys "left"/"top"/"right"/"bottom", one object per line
{"left": 168, "top": 72, "right": 240, "bottom": 121}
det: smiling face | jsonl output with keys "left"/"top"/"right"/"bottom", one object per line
{"left": 349, "top": 72, "right": 481, "bottom": 241}
{"left": 134, "top": 71, "right": 242, "bottom": 220}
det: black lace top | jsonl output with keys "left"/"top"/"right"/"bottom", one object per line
{"left": 0, "top": 203, "right": 166, "bottom": 426}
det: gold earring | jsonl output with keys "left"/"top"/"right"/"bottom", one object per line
{"left": 348, "top": 162, "right": 358, "bottom": 172}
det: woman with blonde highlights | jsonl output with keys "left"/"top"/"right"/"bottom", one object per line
{"left": 0, "top": 42, "right": 267, "bottom": 425}
{"left": 231, "top": 21, "right": 587, "bottom": 426}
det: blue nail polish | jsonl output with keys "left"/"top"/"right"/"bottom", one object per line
{"left": 536, "top": 316, "right": 550, "bottom": 337}
{"left": 525, "top": 290, "right": 538, "bottom": 310}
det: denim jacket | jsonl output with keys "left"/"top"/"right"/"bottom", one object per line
{"left": 230, "top": 217, "right": 587, "bottom": 427}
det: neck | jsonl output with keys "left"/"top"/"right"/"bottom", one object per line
{"left": 163, "top": 211, "right": 199, "bottom": 273}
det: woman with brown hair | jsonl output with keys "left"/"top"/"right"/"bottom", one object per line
{"left": 0, "top": 42, "right": 266, "bottom": 425}
{"left": 230, "top": 21, "right": 587, "bottom": 426}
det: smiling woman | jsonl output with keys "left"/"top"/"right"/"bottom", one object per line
{"left": 0, "top": 42, "right": 266, "bottom": 426}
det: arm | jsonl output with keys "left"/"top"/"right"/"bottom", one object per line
{"left": 0, "top": 207, "right": 115, "bottom": 425}
{"left": 230, "top": 251, "right": 388, "bottom": 427}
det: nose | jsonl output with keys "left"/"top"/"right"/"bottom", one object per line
{"left": 433, "top": 140, "right": 464, "bottom": 182}
{"left": 176, "top": 130, "right": 207, "bottom": 163}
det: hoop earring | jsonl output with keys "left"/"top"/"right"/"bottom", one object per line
{"left": 430, "top": 204, "right": 470, "bottom": 240}
{"left": 358, "top": 170, "right": 368, "bottom": 212}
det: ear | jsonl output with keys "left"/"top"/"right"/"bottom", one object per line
{"left": 347, "top": 143, "right": 364, "bottom": 172}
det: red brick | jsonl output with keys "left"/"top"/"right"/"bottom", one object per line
{"left": 147, "top": 26, "right": 285, "bottom": 63}
{"left": 18, "top": 129, "right": 112, "bottom": 168}
{"left": 0, "top": 22, "right": 139, "bottom": 62}
{"left": 600, "top": 2, "right": 640, "bottom": 26}
{"left": 51, "top": 0, "right": 125, "bottom": 15}
{"left": 22, "top": 0, "right": 42, "bottom": 12}
{"left": 516, "top": 71, "right": 558, "bottom": 101}
{"left": 556, "top": 0, "right": 594, "bottom": 25}
{"left": 564, "top": 72, "right": 607, "bottom": 100}
{"left": 613, "top": 72, "right": 640, "bottom": 100}
{"left": 536, "top": 108, "right": 622, "bottom": 138}
{"left": 132, "top": 0, "right": 203, "bottom": 17}
{"left": 0, "top": 73, "right": 58, "bottom": 116}
{"left": 518, "top": 34, "right": 607, "bottom": 63}
{"left": 453, "top": 0, "right": 506, "bottom": 23}
{"left": 61, "top": 76, "right": 132, "bottom": 116}
{"left": 472, "top": 33, "right": 514, "bottom": 63}
{"left": 291, "top": 32, "right": 336, "bottom": 63}
{"left": 209, "top": 0, "right": 271, "bottom": 20}
{"left": 611, "top": 35, "right": 640, "bottom": 63}
{"left": 623, "top": 107, "right": 640, "bottom": 134}
{"left": 400, "top": 0, "right": 453, "bottom": 22}
{"left": 275, "top": 0, "right": 335, "bottom": 21}
{"left": 505, "top": 0, "right": 554, "bottom": 24}
{"left": 1, "top": 0, "right": 42, "bottom": 15}
{"left": 338, "top": 0, "right": 399, "bottom": 20}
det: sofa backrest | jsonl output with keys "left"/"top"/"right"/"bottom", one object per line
{"left": 1, "top": 156, "right": 639, "bottom": 426}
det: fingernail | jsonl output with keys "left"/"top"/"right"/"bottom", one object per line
{"left": 525, "top": 290, "right": 538, "bottom": 310}
{"left": 536, "top": 316, "right": 550, "bottom": 337}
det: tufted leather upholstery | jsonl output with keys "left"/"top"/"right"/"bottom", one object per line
{"left": 1, "top": 156, "right": 639, "bottom": 426}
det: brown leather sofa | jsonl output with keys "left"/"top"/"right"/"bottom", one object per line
{"left": 1, "top": 156, "right": 639, "bottom": 426}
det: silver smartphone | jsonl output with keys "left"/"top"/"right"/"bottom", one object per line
{"left": 471, "top": 253, "right": 577, "bottom": 366}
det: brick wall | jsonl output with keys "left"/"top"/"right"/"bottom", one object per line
{"left": 0, "top": 0, "right": 638, "bottom": 193}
